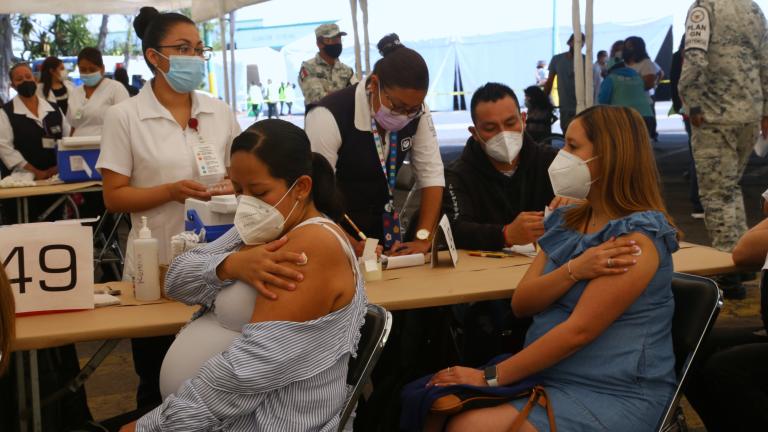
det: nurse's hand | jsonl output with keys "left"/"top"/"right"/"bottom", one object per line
{"left": 167, "top": 179, "right": 211, "bottom": 203}
{"left": 389, "top": 239, "right": 431, "bottom": 256}
{"left": 218, "top": 236, "right": 306, "bottom": 300}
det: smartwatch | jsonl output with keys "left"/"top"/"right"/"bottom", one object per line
{"left": 484, "top": 365, "right": 499, "bottom": 387}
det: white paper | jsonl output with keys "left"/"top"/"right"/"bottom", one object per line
{"left": 362, "top": 238, "right": 379, "bottom": 260}
{"left": 756, "top": 135, "right": 768, "bottom": 157}
{"left": 544, "top": 206, "right": 553, "bottom": 220}
{"left": 94, "top": 293, "right": 120, "bottom": 307}
{"left": 762, "top": 187, "right": 768, "bottom": 202}
{"left": 60, "top": 136, "right": 100, "bottom": 149}
{"left": 69, "top": 155, "right": 93, "bottom": 178}
{"left": 504, "top": 243, "right": 538, "bottom": 258}
{"left": 385, "top": 253, "right": 425, "bottom": 270}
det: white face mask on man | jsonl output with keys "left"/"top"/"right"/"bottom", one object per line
{"left": 547, "top": 150, "right": 599, "bottom": 199}
{"left": 234, "top": 181, "right": 299, "bottom": 245}
{"left": 481, "top": 130, "right": 523, "bottom": 164}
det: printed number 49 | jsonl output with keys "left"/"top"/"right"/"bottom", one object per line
{"left": 2, "top": 245, "right": 77, "bottom": 293}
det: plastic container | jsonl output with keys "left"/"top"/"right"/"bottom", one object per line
{"left": 133, "top": 216, "right": 160, "bottom": 301}
{"left": 57, "top": 136, "right": 102, "bottom": 182}
{"left": 184, "top": 195, "right": 237, "bottom": 242}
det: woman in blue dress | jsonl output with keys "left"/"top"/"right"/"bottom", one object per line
{"left": 427, "top": 105, "right": 679, "bottom": 431}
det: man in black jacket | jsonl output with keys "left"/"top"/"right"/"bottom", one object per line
{"left": 444, "top": 82, "right": 559, "bottom": 251}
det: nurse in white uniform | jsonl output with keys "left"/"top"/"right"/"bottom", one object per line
{"left": 68, "top": 47, "right": 129, "bottom": 137}
{"left": 96, "top": 6, "right": 240, "bottom": 410}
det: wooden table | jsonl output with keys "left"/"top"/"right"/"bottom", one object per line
{"left": 0, "top": 181, "right": 102, "bottom": 223}
{"left": 10, "top": 243, "right": 738, "bottom": 431}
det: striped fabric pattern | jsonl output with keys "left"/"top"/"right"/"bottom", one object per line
{"left": 138, "top": 219, "right": 367, "bottom": 431}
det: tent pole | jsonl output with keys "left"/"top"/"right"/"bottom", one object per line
{"left": 229, "top": 11, "right": 237, "bottom": 112}
{"left": 572, "top": 0, "right": 585, "bottom": 114}
{"left": 552, "top": 0, "right": 558, "bottom": 59}
{"left": 585, "top": 0, "right": 594, "bottom": 107}
{"left": 219, "top": 16, "right": 230, "bottom": 105}
{"left": 349, "top": 0, "right": 362, "bottom": 79}
{"left": 360, "top": 0, "right": 370, "bottom": 75}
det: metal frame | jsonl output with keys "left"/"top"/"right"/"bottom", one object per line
{"left": 338, "top": 304, "right": 393, "bottom": 432}
{"left": 656, "top": 272, "right": 723, "bottom": 432}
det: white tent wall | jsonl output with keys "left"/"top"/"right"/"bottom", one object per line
{"left": 209, "top": 47, "right": 287, "bottom": 112}
{"left": 456, "top": 16, "right": 673, "bottom": 107}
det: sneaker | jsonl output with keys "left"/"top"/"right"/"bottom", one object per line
{"left": 691, "top": 212, "right": 705, "bottom": 219}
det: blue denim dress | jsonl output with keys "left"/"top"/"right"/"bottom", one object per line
{"left": 512, "top": 209, "right": 678, "bottom": 431}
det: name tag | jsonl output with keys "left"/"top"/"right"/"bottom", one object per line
{"left": 193, "top": 142, "right": 225, "bottom": 179}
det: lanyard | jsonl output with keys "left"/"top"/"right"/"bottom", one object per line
{"left": 369, "top": 116, "right": 398, "bottom": 197}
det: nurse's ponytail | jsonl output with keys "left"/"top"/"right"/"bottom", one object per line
{"left": 372, "top": 33, "right": 429, "bottom": 91}
{"left": 231, "top": 119, "right": 344, "bottom": 221}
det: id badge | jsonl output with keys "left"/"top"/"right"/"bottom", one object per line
{"left": 42, "top": 138, "right": 57, "bottom": 149}
{"left": 193, "top": 142, "right": 225, "bottom": 179}
{"left": 75, "top": 109, "right": 83, "bottom": 120}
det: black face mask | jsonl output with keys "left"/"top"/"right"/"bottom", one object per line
{"left": 16, "top": 80, "right": 37, "bottom": 98}
{"left": 322, "top": 43, "right": 343, "bottom": 59}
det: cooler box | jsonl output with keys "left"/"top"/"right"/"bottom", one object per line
{"left": 57, "top": 136, "right": 102, "bottom": 182}
{"left": 185, "top": 195, "right": 237, "bottom": 242}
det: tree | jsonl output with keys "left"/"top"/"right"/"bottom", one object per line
{"left": 0, "top": 14, "right": 13, "bottom": 100}
{"left": 97, "top": 15, "right": 109, "bottom": 52}
{"left": 62, "top": 15, "right": 96, "bottom": 56}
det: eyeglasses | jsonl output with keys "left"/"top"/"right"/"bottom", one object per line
{"left": 381, "top": 89, "right": 424, "bottom": 119}
{"left": 156, "top": 44, "right": 213, "bottom": 60}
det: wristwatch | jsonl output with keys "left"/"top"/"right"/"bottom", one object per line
{"left": 416, "top": 229, "right": 431, "bottom": 241}
{"left": 484, "top": 365, "right": 499, "bottom": 387}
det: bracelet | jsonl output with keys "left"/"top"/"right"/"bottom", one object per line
{"left": 567, "top": 260, "right": 579, "bottom": 282}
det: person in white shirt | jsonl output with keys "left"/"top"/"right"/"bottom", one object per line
{"left": 37, "top": 56, "right": 75, "bottom": 115}
{"left": 0, "top": 63, "right": 72, "bottom": 226}
{"left": 305, "top": 33, "right": 444, "bottom": 257}
{"left": 67, "top": 48, "right": 130, "bottom": 137}
{"left": 95, "top": 6, "right": 240, "bottom": 409}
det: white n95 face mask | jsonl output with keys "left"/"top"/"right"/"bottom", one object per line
{"left": 234, "top": 182, "right": 298, "bottom": 245}
{"left": 547, "top": 150, "right": 599, "bottom": 199}
{"left": 483, "top": 131, "right": 524, "bottom": 164}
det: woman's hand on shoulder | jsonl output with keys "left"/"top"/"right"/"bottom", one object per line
{"left": 219, "top": 236, "right": 307, "bottom": 299}
{"left": 570, "top": 236, "right": 640, "bottom": 281}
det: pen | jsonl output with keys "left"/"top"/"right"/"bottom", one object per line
{"left": 343, "top": 214, "right": 367, "bottom": 241}
{"left": 468, "top": 251, "right": 507, "bottom": 259}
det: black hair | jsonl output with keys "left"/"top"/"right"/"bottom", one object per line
{"left": 567, "top": 33, "right": 586, "bottom": 44}
{"left": 77, "top": 47, "right": 104, "bottom": 68}
{"left": 114, "top": 67, "right": 130, "bottom": 87}
{"left": 230, "top": 119, "right": 344, "bottom": 221}
{"left": 134, "top": 6, "right": 196, "bottom": 72}
{"left": 469, "top": 82, "right": 520, "bottom": 124}
{"left": 8, "top": 63, "right": 31, "bottom": 83}
{"left": 40, "top": 56, "right": 63, "bottom": 97}
{"left": 610, "top": 40, "right": 624, "bottom": 56}
{"left": 623, "top": 36, "right": 650, "bottom": 62}
{"left": 597, "top": 50, "right": 608, "bottom": 58}
{"left": 371, "top": 33, "right": 429, "bottom": 90}
{"left": 524, "top": 85, "right": 554, "bottom": 112}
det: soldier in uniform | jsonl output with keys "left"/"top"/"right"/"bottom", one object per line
{"left": 298, "top": 23, "right": 357, "bottom": 106}
{"left": 679, "top": 0, "right": 768, "bottom": 298}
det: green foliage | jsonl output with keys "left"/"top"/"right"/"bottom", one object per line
{"left": 13, "top": 14, "right": 97, "bottom": 59}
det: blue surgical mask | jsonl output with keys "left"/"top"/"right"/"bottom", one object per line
{"left": 80, "top": 72, "right": 102, "bottom": 87}
{"left": 154, "top": 50, "right": 206, "bottom": 94}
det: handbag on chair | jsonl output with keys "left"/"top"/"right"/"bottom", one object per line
{"left": 400, "top": 355, "right": 557, "bottom": 432}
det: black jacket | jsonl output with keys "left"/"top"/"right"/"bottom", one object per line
{"left": 442, "top": 136, "right": 557, "bottom": 250}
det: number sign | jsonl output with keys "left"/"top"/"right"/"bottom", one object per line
{"left": 0, "top": 223, "right": 94, "bottom": 314}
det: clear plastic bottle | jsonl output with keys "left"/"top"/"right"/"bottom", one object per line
{"left": 133, "top": 216, "right": 160, "bottom": 301}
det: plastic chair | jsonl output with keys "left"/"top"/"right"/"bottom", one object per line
{"left": 656, "top": 273, "right": 723, "bottom": 432}
{"left": 338, "top": 304, "right": 393, "bottom": 432}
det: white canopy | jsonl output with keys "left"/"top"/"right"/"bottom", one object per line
{"left": 0, "top": 0, "right": 267, "bottom": 22}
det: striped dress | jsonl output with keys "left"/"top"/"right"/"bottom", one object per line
{"left": 137, "top": 217, "right": 368, "bottom": 431}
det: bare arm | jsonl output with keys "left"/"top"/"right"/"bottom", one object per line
{"left": 498, "top": 233, "right": 657, "bottom": 385}
{"left": 642, "top": 74, "right": 656, "bottom": 90}
{"left": 101, "top": 169, "right": 210, "bottom": 213}
{"left": 732, "top": 218, "right": 768, "bottom": 268}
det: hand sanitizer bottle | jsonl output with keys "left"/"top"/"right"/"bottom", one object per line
{"left": 134, "top": 216, "right": 160, "bottom": 301}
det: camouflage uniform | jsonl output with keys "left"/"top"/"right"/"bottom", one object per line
{"left": 679, "top": 0, "right": 768, "bottom": 251}
{"left": 299, "top": 53, "right": 357, "bottom": 105}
